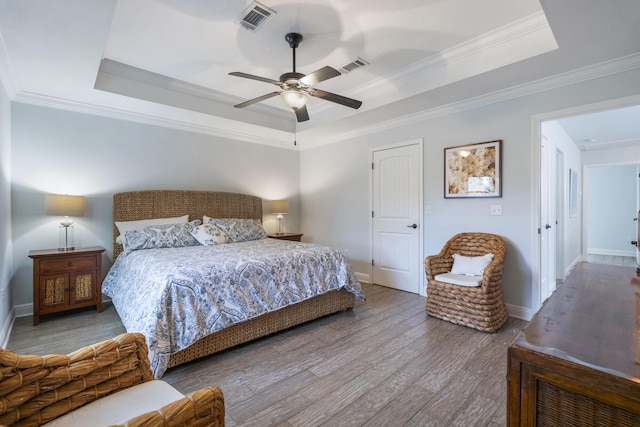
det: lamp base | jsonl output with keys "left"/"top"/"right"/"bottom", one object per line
{"left": 58, "top": 225, "right": 75, "bottom": 251}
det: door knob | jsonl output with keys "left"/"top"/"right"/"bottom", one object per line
{"left": 407, "top": 224, "right": 417, "bottom": 229}
{"left": 545, "top": 224, "right": 552, "bottom": 229}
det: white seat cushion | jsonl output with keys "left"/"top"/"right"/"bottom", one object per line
{"left": 43, "top": 380, "right": 184, "bottom": 427}
{"left": 434, "top": 272, "right": 482, "bottom": 287}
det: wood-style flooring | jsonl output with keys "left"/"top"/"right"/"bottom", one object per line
{"left": 7, "top": 281, "right": 525, "bottom": 426}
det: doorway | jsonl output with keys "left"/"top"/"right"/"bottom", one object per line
{"left": 534, "top": 97, "right": 640, "bottom": 313}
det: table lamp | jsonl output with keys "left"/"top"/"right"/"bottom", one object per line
{"left": 45, "top": 194, "right": 85, "bottom": 251}
{"left": 270, "top": 200, "right": 289, "bottom": 235}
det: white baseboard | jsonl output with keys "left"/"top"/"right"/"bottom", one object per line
{"left": 355, "top": 272, "right": 370, "bottom": 284}
{"left": 588, "top": 248, "right": 636, "bottom": 257}
{"left": 14, "top": 302, "right": 32, "bottom": 318}
{"left": 565, "top": 255, "right": 582, "bottom": 278}
{"left": 0, "top": 306, "right": 15, "bottom": 348}
{"left": 506, "top": 303, "right": 532, "bottom": 321}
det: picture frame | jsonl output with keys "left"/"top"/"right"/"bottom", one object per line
{"left": 569, "top": 168, "right": 578, "bottom": 217}
{"left": 444, "top": 140, "right": 502, "bottom": 198}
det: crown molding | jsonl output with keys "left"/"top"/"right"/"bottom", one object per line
{"left": 578, "top": 137, "right": 640, "bottom": 151}
{"left": 96, "top": 59, "right": 293, "bottom": 124}
{"left": 0, "top": 31, "right": 16, "bottom": 98}
{"left": 312, "top": 11, "right": 557, "bottom": 120}
{"left": 13, "top": 91, "right": 296, "bottom": 149}
{"left": 9, "top": 50, "right": 640, "bottom": 152}
{"left": 301, "top": 52, "right": 640, "bottom": 149}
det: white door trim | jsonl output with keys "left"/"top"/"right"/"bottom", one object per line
{"left": 369, "top": 139, "right": 425, "bottom": 296}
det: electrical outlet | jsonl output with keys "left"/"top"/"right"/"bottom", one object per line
{"left": 490, "top": 205, "right": 502, "bottom": 216}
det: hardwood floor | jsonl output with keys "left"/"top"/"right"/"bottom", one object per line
{"left": 8, "top": 283, "right": 527, "bottom": 426}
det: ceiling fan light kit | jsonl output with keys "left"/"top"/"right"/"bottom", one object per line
{"left": 280, "top": 89, "right": 309, "bottom": 109}
{"left": 230, "top": 32, "right": 362, "bottom": 122}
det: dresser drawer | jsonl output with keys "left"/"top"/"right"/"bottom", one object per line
{"left": 39, "top": 256, "right": 97, "bottom": 273}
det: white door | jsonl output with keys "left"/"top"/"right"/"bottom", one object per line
{"left": 636, "top": 165, "right": 640, "bottom": 266}
{"left": 539, "top": 134, "right": 557, "bottom": 303}
{"left": 372, "top": 143, "right": 422, "bottom": 293}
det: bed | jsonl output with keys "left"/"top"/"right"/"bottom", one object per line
{"left": 102, "top": 190, "right": 364, "bottom": 378}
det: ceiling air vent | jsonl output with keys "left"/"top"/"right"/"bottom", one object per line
{"left": 236, "top": 1, "right": 277, "bottom": 31}
{"left": 340, "top": 57, "right": 369, "bottom": 74}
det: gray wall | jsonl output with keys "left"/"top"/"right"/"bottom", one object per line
{"left": 300, "top": 67, "right": 640, "bottom": 315}
{"left": 0, "top": 78, "right": 12, "bottom": 343}
{"left": 5, "top": 64, "right": 640, "bottom": 324}
{"left": 9, "top": 104, "right": 301, "bottom": 307}
{"left": 587, "top": 165, "right": 638, "bottom": 255}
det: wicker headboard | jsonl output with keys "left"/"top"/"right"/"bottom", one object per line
{"left": 112, "top": 190, "right": 263, "bottom": 260}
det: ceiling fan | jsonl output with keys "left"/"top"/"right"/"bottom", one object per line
{"left": 229, "top": 32, "right": 362, "bottom": 122}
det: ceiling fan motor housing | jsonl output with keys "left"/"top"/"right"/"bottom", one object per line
{"left": 280, "top": 72, "right": 306, "bottom": 86}
{"left": 285, "top": 32, "right": 303, "bottom": 49}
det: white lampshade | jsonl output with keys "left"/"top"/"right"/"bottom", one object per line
{"left": 280, "top": 90, "right": 309, "bottom": 109}
{"left": 45, "top": 194, "right": 85, "bottom": 218}
{"left": 270, "top": 200, "right": 289, "bottom": 214}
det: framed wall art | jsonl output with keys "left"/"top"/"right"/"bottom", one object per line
{"left": 569, "top": 168, "right": 578, "bottom": 217}
{"left": 444, "top": 140, "right": 502, "bottom": 198}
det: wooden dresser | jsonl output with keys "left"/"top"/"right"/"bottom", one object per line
{"left": 507, "top": 263, "right": 640, "bottom": 426}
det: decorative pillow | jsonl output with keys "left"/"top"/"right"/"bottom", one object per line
{"left": 202, "top": 216, "right": 267, "bottom": 242}
{"left": 115, "top": 215, "right": 189, "bottom": 244}
{"left": 123, "top": 220, "right": 201, "bottom": 252}
{"left": 189, "top": 224, "right": 228, "bottom": 246}
{"left": 450, "top": 253, "right": 494, "bottom": 276}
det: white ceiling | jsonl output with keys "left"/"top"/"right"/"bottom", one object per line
{"left": 1, "top": 0, "right": 640, "bottom": 149}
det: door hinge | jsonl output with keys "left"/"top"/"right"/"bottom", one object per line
{"left": 372, "top": 162, "right": 374, "bottom": 170}
{"left": 372, "top": 259, "right": 374, "bottom": 266}
{"left": 372, "top": 211, "right": 374, "bottom": 218}
{"left": 538, "top": 227, "right": 541, "bottom": 234}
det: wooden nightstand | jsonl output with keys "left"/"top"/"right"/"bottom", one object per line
{"left": 268, "top": 233, "right": 303, "bottom": 242}
{"left": 29, "top": 246, "right": 106, "bottom": 325}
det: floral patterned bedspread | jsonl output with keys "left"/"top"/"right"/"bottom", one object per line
{"left": 102, "top": 238, "right": 364, "bottom": 377}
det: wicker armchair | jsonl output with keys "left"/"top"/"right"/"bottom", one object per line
{"left": 0, "top": 333, "right": 224, "bottom": 426}
{"left": 424, "top": 232, "right": 508, "bottom": 332}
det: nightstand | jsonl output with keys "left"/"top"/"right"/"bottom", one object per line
{"left": 268, "top": 233, "right": 303, "bottom": 242}
{"left": 28, "top": 246, "right": 106, "bottom": 325}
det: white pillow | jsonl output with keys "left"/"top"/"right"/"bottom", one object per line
{"left": 450, "top": 253, "right": 494, "bottom": 276}
{"left": 189, "top": 223, "right": 228, "bottom": 246}
{"left": 115, "top": 215, "right": 189, "bottom": 244}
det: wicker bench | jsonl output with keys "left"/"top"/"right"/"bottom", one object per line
{"left": 0, "top": 333, "right": 224, "bottom": 426}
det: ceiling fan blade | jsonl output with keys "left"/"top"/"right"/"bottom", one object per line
{"left": 234, "top": 91, "right": 280, "bottom": 108}
{"left": 310, "top": 89, "right": 362, "bottom": 109}
{"left": 229, "top": 72, "right": 282, "bottom": 85}
{"left": 294, "top": 105, "right": 310, "bottom": 122}
{"left": 299, "top": 66, "right": 341, "bottom": 86}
